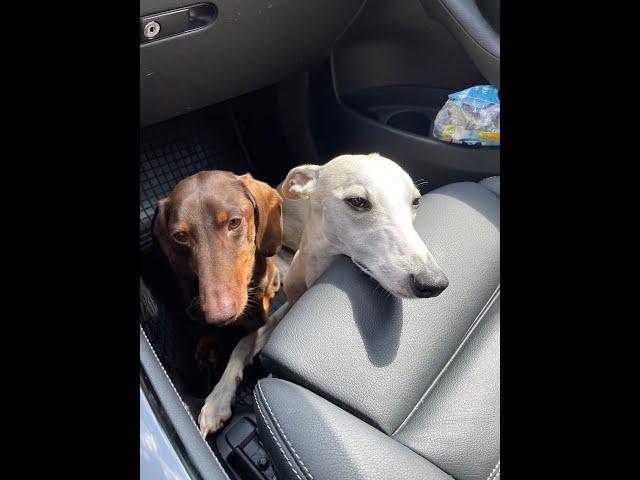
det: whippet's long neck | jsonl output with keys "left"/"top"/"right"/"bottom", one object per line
{"left": 283, "top": 201, "right": 339, "bottom": 305}
{"left": 298, "top": 203, "right": 339, "bottom": 288}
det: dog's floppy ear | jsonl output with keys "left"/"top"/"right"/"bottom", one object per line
{"left": 282, "top": 164, "right": 321, "bottom": 200}
{"left": 239, "top": 173, "right": 283, "bottom": 257}
{"left": 152, "top": 197, "right": 170, "bottom": 247}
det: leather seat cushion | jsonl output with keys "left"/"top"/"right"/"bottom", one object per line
{"left": 261, "top": 181, "right": 500, "bottom": 434}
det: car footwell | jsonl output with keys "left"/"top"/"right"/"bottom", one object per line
{"left": 139, "top": 103, "right": 292, "bottom": 432}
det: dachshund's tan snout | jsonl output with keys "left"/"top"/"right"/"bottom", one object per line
{"left": 200, "top": 293, "right": 238, "bottom": 325}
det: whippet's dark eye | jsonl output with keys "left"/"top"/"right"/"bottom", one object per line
{"left": 412, "top": 197, "right": 420, "bottom": 207}
{"left": 228, "top": 218, "right": 242, "bottom": 230}
{"left": 345, "top": 197, "right": 371, "bottom": 210}
{"left": 172, "top": 231, "right": 189, "bottom": 243}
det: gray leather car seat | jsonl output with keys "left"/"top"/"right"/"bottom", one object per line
{"left": 254, "top": 179, "right": 500, "bottom": 480}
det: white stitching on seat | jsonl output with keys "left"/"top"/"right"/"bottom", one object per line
{"left": 258, "top": 382, "right": 314, "bottom": 479}
{"left": 140, "top": 326, "right": 231, "bottom": 480}
{"left": 393, "top": 286, "right": 500, "bottom": 435}
{"left": 254, "top": 389, "right": 303, "bottom": 480}
{"left": 487, "top": 460, "right": 500, "bottom": 480}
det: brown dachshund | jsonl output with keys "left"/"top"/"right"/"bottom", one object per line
{"left": 153, "top": 170, "right": 282, "bottom": 369}
{"left": 153, "top": 170, "right": 282, "bottom": 330}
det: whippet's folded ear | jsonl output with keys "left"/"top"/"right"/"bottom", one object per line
{"left": 282, "top": 164, "right": 321, "bottom": 200}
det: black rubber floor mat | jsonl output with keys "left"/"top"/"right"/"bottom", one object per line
{"left": 140, "top": 104, "right": 250, "bottom": 253}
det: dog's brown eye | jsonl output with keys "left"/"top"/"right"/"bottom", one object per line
{"left": 412, "top": 197, "right": 420, "bottom": 207}
{"left": 345, "top": 197, "right": 371, "bottom": 210}
{"left": 228, "top": 218, "right": 242, "bottom": 230}
{"left": 172, "top": 231, "right": 188, "bottom": 243}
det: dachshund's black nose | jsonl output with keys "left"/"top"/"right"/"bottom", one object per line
{"left": 410, "top": 272, "right": 449, "bottom": 298}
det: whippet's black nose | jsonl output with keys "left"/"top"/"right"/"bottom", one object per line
{"left": 410, "top": 272, "right": 449, "bottom": 298}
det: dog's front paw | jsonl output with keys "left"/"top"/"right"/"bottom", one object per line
{"left": 198, "top": 396, "right": 232, "bottom": 438}
{"left": 194, "top": 335, "right": 218, "bottom": 370}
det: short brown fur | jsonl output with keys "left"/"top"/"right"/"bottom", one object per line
{"left": 153, "top": 170, "right": 282, "bottom": 364}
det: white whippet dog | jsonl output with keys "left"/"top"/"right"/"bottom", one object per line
{"left": 198, "top": 153, "right": 449, "bottom": 436}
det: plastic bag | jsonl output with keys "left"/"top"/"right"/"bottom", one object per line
{"left": 433, "top": 85, "right": 500, "bottom": 146}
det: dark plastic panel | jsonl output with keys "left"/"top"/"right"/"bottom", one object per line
{"left": 140, "top": 0, "right": 365, "bottom": 126}
{"left": 215, "top": 413, "right": 276, "bottom": 480}
{"left": 274, "top": 0, "right": 499, "bottom": 191}
{"left": 331, "top": 0, "right": 487, "bottom": 96}
{"left": 309, "top": 64, "right": 499, "bottom": 191}
{"left": 418, "top": 0, "right": 500, "bottom": 87}
{"left": 140, "top": 4, "right": 218, "bottom": 44}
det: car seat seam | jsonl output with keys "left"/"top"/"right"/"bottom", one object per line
{"left": 258, "top": 382, "right": 314, "bottom": 479}
{"left": 487, "top": 460, "right": 500, "bottom": 480}
{"left": 392, "top": 285, "right": 500, "bottom": 435}
{"left": 254, "top": 388, "right": 304, "bottom": 480}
